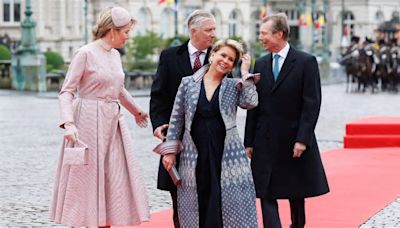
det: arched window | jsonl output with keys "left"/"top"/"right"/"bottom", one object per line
{"left": 137, "top": 7, "right": 152, "bottom": 35}
{"left": 375, "top": 10, "right": 385, "bottom": 23}
{"left": 211, "top": 8, "right": 222, "bottom": 38}
{"left": 160, "top": 8, "right": 174, "bottom": 38}
{"left": 228, "top": 9, "right": 242, "bottom": 38}
{"left": 343, "top": 11, "right": 355, "bottom": 37}
{"left": 391, "top": 11, "right": 399, "bottom": 23}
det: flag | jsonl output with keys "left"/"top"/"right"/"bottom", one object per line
{"left": 158, "top": 0, "right": 174, "bottom": 4}
{"left": 306, "top": 13, "right": 312, "bottom": 26}
{"left": 260, "top": 7, "right": 266, "bottom": 20}
{"left": 259, "top": 3, "right": 270, "bottom": 20}
{"left": 159, "top": 0, "right": 178, "bottom": 12}
{"left": 318, "top": 14, "right": 325, "bottom": 27}
{"left": 298, "top": 14, "right": 306, "bottom": 27}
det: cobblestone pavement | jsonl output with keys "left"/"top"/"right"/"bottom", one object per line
{"left": 360, "top": 198, "right": 400, "bottom": 228}
{"left": 1, "top": 82, "right": 400, "bottom": 227}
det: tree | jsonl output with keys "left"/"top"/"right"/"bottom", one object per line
{"left": 125, "top": 31, "right": 162, "bottom": 71}
{"left": 44, "top": 51, "right": 65, "bottom": 72}
{"left": 0, "top": 44, "right": 11, "bottom": 60}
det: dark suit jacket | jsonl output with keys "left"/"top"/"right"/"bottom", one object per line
{"left": 244, "top": 46, "right": 329, "bottom": 199}
{"left": 150, "top": 41, "right": 211, "bottom": 191}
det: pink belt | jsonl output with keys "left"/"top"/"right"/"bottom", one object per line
{"left": 78, "top": 96, "right": 120, "bottom": 103}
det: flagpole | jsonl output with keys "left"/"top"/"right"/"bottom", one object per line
{"left": 311, "top": 0, "right": 316, "bottom": 54}
{"left": 170, "top": 0, "right": 181, "bottom": 47}
{"left": 296, "top": 0, "right": 305, "bottom": 50}
{"left": 174, "top": 0, "right": 178, "bottom": 37}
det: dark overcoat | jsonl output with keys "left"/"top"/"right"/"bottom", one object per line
{"left": 150, "top": 41, "right": 211, "bottom": 191}
{"left": 244, "top": 46, "right": 329, "bottom": 199}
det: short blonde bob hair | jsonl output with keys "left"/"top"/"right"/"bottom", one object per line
{"left": 211, "top": 39, "right": 244, "bottom": 66}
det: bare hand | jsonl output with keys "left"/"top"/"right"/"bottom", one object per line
{"left": 135, "top": 111, "right": 149, "bottom": 128}
{"left": 162, "top": 154, "right": 176, "bottom": 171}
{"left": 240, "top": 54, "right": 251, "bottom": 76}
{"left": 245, "top": 147, "right": 253, "bottom": 159}
{"left": 293, "top": 142, "right": 306, "bottom": 158}
{"left": 64, "top": 123, "right": 78, "bottom": 143}
{"left": 154, "top": 124, "right": 168, "bottom": 141}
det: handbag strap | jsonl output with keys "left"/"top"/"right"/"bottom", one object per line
{"left": 75, "top": 139, "right": 88, "bottom": 148}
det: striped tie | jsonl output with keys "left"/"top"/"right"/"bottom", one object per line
{"left": 193, "top": 51, "right": 202, "bottom": 72}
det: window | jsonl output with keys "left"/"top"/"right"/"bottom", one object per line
{"left": 211, "top": 8, "right": 222, "bottom": 38}
{"left": 160, "top": 8, "right": 174, "bottom": 38}
{"left": 3, "top": 3, "right": 10, "bottom": 22}
{"left": 137, "top": 8, "right": 152, "bottom": 35}
{"left": 2, "top": 0, "right": 21, "bottom": 22}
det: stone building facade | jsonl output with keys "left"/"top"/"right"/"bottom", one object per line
{"left": 1, "top": 0, "right": 399, "bottom": 61}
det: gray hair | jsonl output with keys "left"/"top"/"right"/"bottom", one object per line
{"left": 186, "top": 10, "right": 215, "bottom": 33}
{"left": 262, "top": 13, "right": 290, "bottom": 41}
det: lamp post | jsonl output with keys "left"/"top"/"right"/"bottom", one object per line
{"left": 169, "top": 0, "right": 181, "bottom": 47}
{"left": 310, "top": 0, "right": 316, "bottom": 54}
{"left": 296, "top": 0, "right": 305, "bottom": 50}
{"left": 84, "top": 0, "right": 88, "bottom": 44}
{"left": 322, "top": 0, "right": 330, "bottom": 64}
{"left": 11, "top": 0, "right": 46, "bottom": 91}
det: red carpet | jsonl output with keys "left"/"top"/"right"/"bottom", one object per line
{"left": 344, "top": 116, "right": 400, "bottom": 148}
{"left": 121, "top": 147, "right": 400, "bottom": 228}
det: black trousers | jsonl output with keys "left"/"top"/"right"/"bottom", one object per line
{"left": 170, "top": 190, "right": 180, "bottom": 228}
{"left": 261, "top": 198, "right": 305, "bottom": 228}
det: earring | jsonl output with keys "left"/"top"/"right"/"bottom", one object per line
{"left": 209, "top": 56, "right": 213, "bottom": 63}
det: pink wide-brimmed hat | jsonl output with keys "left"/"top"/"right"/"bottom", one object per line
{"left": 111, "top": 6, "right": 133, "bottom": 27}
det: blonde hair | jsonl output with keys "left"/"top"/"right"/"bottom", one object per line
{"left": 211, "top": 39, "right": 244, "bottom": 66}
{"left": 92, "top": 7, "right": 136, "bottom": 40}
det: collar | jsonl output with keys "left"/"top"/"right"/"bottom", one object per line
{"left": 192, "top": 64, "right": 210, "bottom": 82}
{"left": 188, "top": 40, "right": 207, "bottom": 56}
{"left": 97, "top": 38, "right": 113, "bottom": 52}
{"left": 273, "top": 42, "right": 290, "bottom": 59}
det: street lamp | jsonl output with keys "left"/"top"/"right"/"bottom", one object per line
{"left": 322, "top": 0, "right": 330, "bottom": 64}
{"left": 296, "top": 0, "right": 305, "bottom": 50}
{"left": 84, "top": 0, "right": 88, "bottom": 44}
{"left": 169, "top": 0, "right": 181, "bottom": 47}
{"left": 310, "top": 0, "right": 316, "bottom": 54}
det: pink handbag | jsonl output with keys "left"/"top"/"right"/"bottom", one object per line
{"left": 63, "top": 140, "right": 88, "bottom": 165}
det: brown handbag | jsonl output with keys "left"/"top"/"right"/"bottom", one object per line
{"left": 63, "top": 139, "right": 89, "bottom": 165}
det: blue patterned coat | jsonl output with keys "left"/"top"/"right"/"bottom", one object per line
{"left": 166, "top": 64, "right": 259, "bottom": 227}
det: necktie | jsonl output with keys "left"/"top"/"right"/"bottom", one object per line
{"left": 273, "top": 54, "right": 280, "bottom": 81}
{"left": 193, "top": 51, "right": 202, "bottom": 72}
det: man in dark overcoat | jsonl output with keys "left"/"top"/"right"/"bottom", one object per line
{"left": 244, "top": 13, "right": 329, "bottom": 228}
{"left": 149, "top": 10, "right": 216, "bottom": 228}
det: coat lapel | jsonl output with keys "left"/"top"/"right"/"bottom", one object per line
{"left": 272, "top": 47, "right": 296, "bottom": 92}
{"left": 186, "top": 65, "right": 209, "bottom": 129}
{"left": 175, "top": 41, "right": 194, "bottom": 77}
{"left": 176, "top": 41, "right": 213, "bottom": 77}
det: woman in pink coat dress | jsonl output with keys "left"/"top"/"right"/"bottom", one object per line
{"left": 49, "top": 6, "right": 150, "bottom": 227}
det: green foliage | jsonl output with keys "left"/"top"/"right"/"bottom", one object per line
{"left": 249, "top": 41, "right": 267, "bottom": 59}
{"left": 44, "top": 51, "right": 65, "bottom": 72}
{"left": 0, "top": 44, "right": 12, "bottom": 60}
{"left": 163, "top": 35, "right": 189, "bottom": 48}
{"left": 125, "top": 31, "right": 162, "bottom": 71}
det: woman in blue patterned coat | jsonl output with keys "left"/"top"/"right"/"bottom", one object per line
{"left": 162, "top": 39, "right": 259, "bottom": 228}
